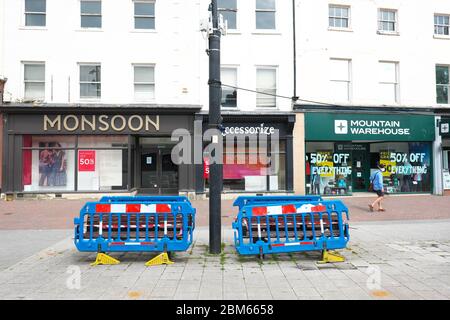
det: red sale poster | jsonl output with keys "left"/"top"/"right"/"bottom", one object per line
{"left": 78, "top": 150, "right": 96, "bottom": 172}
{"left": 203, "top": 157, "right": 210, "bottom": 179}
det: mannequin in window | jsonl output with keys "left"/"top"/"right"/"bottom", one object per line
{"left": 311, "top": 169, "right": 321, "bottom": 195}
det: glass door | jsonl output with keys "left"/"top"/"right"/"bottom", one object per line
{"left": 352, "top": 144, "right": 370, "bottom": 192}
{"left": 140, "top": 148, "right": 159, "bottom": 194}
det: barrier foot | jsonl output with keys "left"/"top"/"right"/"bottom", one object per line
{"left": 145, "top": 252, "right": 174, "bottom": 267}
{"left": 91, "top": 253, "right": 120, "bottom": 266}
{"left": 317, "top": 250, "right": 345, "bottom": 264}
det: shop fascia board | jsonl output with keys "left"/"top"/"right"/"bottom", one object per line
{"left": 293, "top": 104, "right": 436, "bottom": 116}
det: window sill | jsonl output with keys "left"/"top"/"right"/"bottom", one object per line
{"left": 251, "top": 30, "right": 281, "bottom": 35}
{"left": 434, "top": 34, "right": 450, "bottom": 40}
{"left": 225, "top": 30, "right": 241, "bottom": 35}
{"left": 75, "top": 28, "right": 103, "bottom": 32}
{"left": 19, "top": 26, "right": 47, "bottom": 31}
{"left": 130, "top": 29, "right": 157, "bottom": 33}
{"left": 328, "top": 27, "right": 353, "bottom": 33}
{"left": 377, "top": 30, "right": 400, "bottom": 36}
{"left": 256, "top": 106, "right": 279, "bottom": 110}
{"left": 78, "top": 98, "right": 102, "bottom": 103}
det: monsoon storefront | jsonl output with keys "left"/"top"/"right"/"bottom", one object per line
{"left": 304, "top": 112, "right": 435, "bottom": 196}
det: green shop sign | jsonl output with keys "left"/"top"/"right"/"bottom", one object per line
{"left": 305, "top": 113, "right": 435, "bottom": 141}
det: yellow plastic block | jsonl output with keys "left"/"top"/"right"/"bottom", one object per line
{"left": 317, "top": 250, "right": 345, "bottom": 264}
{"left": 145, "top": 253, "right": 174, "bottom": 267}
{"left": 91, "top": 253, "right": 120, "bottom": 266}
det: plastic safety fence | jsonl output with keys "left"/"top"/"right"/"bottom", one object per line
{"left": 232, "top": 198, "right": 349, "bottom": 256}
{"left": 233, "top": 195, "right": 323, "bottom": 211}
{"left": 74, "top": 196, "right": 195, "bottom": 254}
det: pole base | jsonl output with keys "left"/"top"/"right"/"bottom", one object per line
{"left": 91, "top": 253, "right": 120, "bottom": 266}
{"left": 317, "top": 250, "right": 345, "bottom": 264}
{"left": 145, "top": 253, "right": 174, "bottom": 267}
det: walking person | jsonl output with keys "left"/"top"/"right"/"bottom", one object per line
{"left": 369, "top": 163, "right": 386, "bottom": 212}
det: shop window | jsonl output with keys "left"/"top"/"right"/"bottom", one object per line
{"left": 218, "top": 0, "right": 237, "bottom": 30}
{"left": 221, "top": 67, "right": 237, "bottom": 108}
{"left": 436, "top": 65, "right": 449, "bottom": 104}
{"left": 25, "top": 0, "right": 46, "bottom": 27}
{"left": 217, "top": 139, "right": 285, "bottom": 192}
{"left": 81, "top": 0, "right": 102, "bottom": 29}
{"left": 22, "top": 136, "right": 76, "bottom": 192}
{"left": 134, "top": 1, "right": 155, "bottom": 30}
{"left": 77, "top": 136, "right": 128, "bottom": 191}
{"left": 134, "top": 65, "right": 155, "bottom": 101}
{"left": 256, "top": 0, "right": 276, "bottom": 30}
{"left": 256, "top": 68, "right": 277, "bottom": 108}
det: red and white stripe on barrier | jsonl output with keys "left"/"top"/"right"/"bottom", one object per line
{"left": 109, "top": 241, "right": 156, "bottom": 246}
{"left": 272, "top": 241, "right": 314, "bottom": 247}
{"left": 251, "top": 203, "right": 326, "bottom": 216}
{"left": 95, "top": 203, "right": 172, "bottom": 213}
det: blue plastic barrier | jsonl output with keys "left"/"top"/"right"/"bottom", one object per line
{"left": 74, "top": 196, "right": 195, "bottom": 256}
{"left": 232, "top": 196, "right": 349, "bottom": 260}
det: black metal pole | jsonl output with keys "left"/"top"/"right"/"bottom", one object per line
{"left": 208, "top": 0, "right": 222, "bottom": 254}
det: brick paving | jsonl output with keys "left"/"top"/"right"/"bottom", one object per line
{"left": 1, "top": 194, "right": 450, "bottom": 230}
{"left": 0, "top": 220, "right": 450, "bottom": 300}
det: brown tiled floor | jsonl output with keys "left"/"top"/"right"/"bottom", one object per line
{"left": 0, "top": 194, "right": 449, "bottom": 230}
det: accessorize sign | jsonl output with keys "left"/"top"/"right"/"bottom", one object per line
{"left": 306, "top": 113, "right": 435, "bottom": 141}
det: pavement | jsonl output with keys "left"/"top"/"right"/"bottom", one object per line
{"left": 0, "top": 220, "right": 450, "bottom": 300}
{"left": 1, "top": 194, "right": 450, "bottom": 230}
{"left": 1, "top": 194, "right": 450, "bottom": 300}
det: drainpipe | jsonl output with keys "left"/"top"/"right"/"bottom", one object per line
{"left": 0, "top": 77, "right": 6, "bottom": 104}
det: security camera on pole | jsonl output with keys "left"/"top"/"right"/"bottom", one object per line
{"left": 206, "top": 0, "right": 225, "bottom": 255}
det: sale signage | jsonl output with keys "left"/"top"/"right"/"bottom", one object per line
{"left": 78, "top": 150, "right": 96, "bottom": 172}
{"left": 203, "top": 157, "right": 210, "bottom": 179}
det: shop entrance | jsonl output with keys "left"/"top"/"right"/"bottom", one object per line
{"left": 139, "top": 137, "right": 178, "bottom": 195}
{"left": 351, "top": 144, "right": 370, "bottom": 192}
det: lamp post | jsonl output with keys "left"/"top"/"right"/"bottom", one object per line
{"left": 208, "top": 0, "right": 222, "bottom": 254}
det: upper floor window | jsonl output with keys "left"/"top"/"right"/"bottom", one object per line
{"left": 24, "top": 62, "right": 45, "bottom": 100}
{"left": 218, "top": 0, "right": 237, "bottom": 30}
{"left": 134, "top": 65, "right": 155, "bottom": 101}
{"left": 379, "top": 61, "right": 399, "bottom": 104}
{"left": 134, "top": 1, "right": 155, "bottom": 30}
{"left": 256, "top": 68, "right": 276, "bottom": 108}
{"left": 81, "top": 0, "right": 102, "bottom": 29}
{"left": 25, "top": 0, "right": 46, "bottom": 27}
{"left": 221, "top": 67, "right": 237, "bottom": 108}
{"left": 80, "top": 64, "right": 101, "bottom": 99}
{"left": 256, "top": 0, "right": 276, "bottom": 30}
{"left": 329, "top": 5, "right": 350, "bottom": 29}
{"left": 378, "top": 9, "right": 397, "bottom": 32}
{"left": 330, "top": 59, "right": 351, "bottom": 102}
{"left": 436, "top": 65, "right": 449, "bottom": 104}
{"left": 435, "top": 14, "right": 450, "bottom": 36}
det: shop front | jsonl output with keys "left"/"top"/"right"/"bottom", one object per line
{"left": 1, "top": 106, "right": 199, "bottom": 196}
{"left": 195, "top": 113, "right": 295, "bottom": 194}
{"left": 304, "top": 112, "right": 435, "bottom": 196}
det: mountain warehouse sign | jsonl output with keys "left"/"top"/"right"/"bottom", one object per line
{"left": 306, "top": 113, "right": 435, "bottom": 142}
{"left": 43, "top": 115, "right": 160, "bottom": 132}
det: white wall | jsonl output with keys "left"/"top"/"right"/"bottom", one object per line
{"left": 0, "top": 0, "right": 4, "bottom": 78}
{"left": 296, "top": 0, "right": 450, "bottom": 108}
{"left": 1, "top": 0, "right": 294, "bottom": 112}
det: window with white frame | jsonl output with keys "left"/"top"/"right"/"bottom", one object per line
{"left": 329, "top": 5, "right": 350, "bottom": 29}
{"left": 25, "top": 0, "right": 46, "bottom": 27}
{"left": 218, "top": 0, "right": 237, "bottom": 30}
{"left": 221, "top": 67, "right": 237, "bottom": 108}
{"left": 256, "top": 0, "right": 276, "bottom": 30}
{"left": 435, "top": 14, "right": 450, "bottom": 36}
{"left": 330, "top": 59, "right": 351, "bottom": 102}
{"left": 378, "top": 9, "right": 397, "bottom": 32}
{"left": 24, "top": 63, "right": 45, "bottom": 100}
{"left": 79, "top": 64, "right": 101, "bottom": 99}
{"left": 256, "top": 68, "right": 276, "bottom": 108}
{"left": 436, "top": 65, "right": 449, "bottom": 104}
{"left": 134, "top": 65, "right": 155, "bottom": 100}
{"left": 81, "top": 0, "right": 102, "bottom": 28}
{"left": 134, "top": 1, "right": 155, "bottom": 30}
{"left": 379, "top": 61, "right": 399, "bottom": 104}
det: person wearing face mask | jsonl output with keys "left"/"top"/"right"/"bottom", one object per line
{"left": 369, "top": 163, "right": 386, "bottom": 212}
